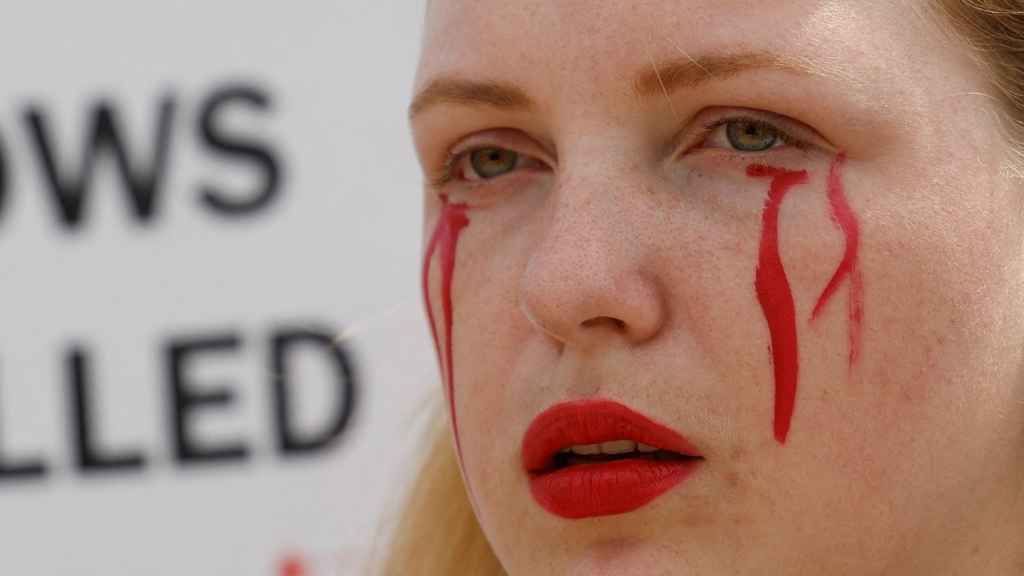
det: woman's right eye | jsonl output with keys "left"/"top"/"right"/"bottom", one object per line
{"left": 432, "top": 145, "right": 547, "bottom": 189}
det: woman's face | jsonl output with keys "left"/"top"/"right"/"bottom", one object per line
{"left": 411, "top": 1, "right": 1024, "bottom": 574}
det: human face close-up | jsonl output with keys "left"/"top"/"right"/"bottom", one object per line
{"left": 410, "top": 1, "right": 1024, "bottom": 574}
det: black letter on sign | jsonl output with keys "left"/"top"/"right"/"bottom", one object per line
{"left": 67, "top": 347, "right": 146, "bottom": 474}
{"left": 271, "top": 327, "right": 358, "bottom": 456}
{"left": 166, "top": 334, "right": 249, "bottom": 466}
{"left": 198, "top": 83, "right": 282, "bottom": 215}
{"left": 0, "top": 378, "right": 48, "bottom": 482}
{"left": 23, "top": 97, "right": 175, "bottom": 229}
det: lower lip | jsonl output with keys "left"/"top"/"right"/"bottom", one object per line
{"left": 529, "top": 457, "right": 701, "bottom": 519}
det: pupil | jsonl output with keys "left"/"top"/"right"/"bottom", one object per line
{"left": 727, "top": 120, "right": 778, "bottom": 152}
{"left": 471, "top": 148, "right": 517, "bottom": 179}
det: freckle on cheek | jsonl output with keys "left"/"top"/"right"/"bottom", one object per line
{"left": 730, "top": 444, "right": 748, "bottom": 462}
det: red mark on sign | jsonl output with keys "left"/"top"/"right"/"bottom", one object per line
{"left": 278, "top": 554, "right": 306, "bottom": 576}
{"left": 810, "top": 153, "right": 863, "bottom": 367}
{"left": 747, "top": 164, "right": 809, "bottom": 444}
{"left": 422, "top": 197, "right": 471, "bottom": 464}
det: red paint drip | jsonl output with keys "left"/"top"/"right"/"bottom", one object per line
{"left": 747, "top": 164, "right": 809, "bottom": 444}
{"left": 810, "top": 153, "right": 863, "bottom": 367}
{"left": 421, "top": 197, "right": 470, "bottom": 464}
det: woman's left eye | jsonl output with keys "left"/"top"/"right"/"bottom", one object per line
{"left": 466, "top": 148, "right": 522, "bottom": 180}
{"left": 701, "top": 118, "right": 796, "bottom": 152}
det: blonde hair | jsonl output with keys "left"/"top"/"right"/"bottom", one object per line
{"left": 934, "top": 0, "right": 1024, "bottom": 149}
{"left": 383, "top": 3, "right": 1024, "bottom": 574}
{"left": 380, "top": 405, "right": 505, "bottom": 575}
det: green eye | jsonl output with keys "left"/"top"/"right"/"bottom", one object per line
{"left": 726, "top": 120, "right": 780, "bottom": 152}
{"left": 469, "top": 148, "right": 519, "bottom": 179}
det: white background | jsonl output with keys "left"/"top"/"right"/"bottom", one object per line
{"left": 0, "top": 2, "right": 433, "bottom": 574}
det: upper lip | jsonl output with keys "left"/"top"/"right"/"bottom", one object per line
{"left": 521, "top": 398, "right": 703, "bottom": 474}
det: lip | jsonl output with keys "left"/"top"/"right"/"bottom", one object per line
{"left": 522, "top": 398, "right": 703, "bottom": 519}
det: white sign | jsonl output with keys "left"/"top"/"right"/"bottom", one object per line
{"left": 0, "top": 2, "right": 431, "bottom": 574}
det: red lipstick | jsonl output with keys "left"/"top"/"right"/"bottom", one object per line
{"left": 522, "top": 399, "right": 703, "bottom": 519}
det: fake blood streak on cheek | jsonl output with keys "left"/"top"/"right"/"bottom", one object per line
{"left": 421, "top": 197, "right": 471, "bottom": 465}
{"left": 811, "top": 153, "right": 863, "bottom": 366}
{"left": 748, "top": 154, "right": 863, "bottom": 444}
{"left": 747, "top": 164, "right": 808, "bottom": 444}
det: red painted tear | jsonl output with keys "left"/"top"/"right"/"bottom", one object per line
{"left": 810, "top": 153, "right": 863, "bottom": 367}
{"left": 747, "top": 164, "right": 809, "bottom": 444}
{"left": 422, "top": 197, "right": 471, "bottom": 462}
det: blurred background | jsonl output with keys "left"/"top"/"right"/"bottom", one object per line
{"left": 0, "top": 2, "right": 433, "bottom": 574}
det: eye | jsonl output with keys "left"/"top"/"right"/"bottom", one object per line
{"left": 726, "top": 119, "right": 779, "bottom": 151}
{"left": 431, "top": 144, "right": 546, "bottom": 188}
{"left": 468, "top": 147, "right": 521, "bottom": 180}
{"left": 699, "top": 117, "right": 802, "bottom": 153}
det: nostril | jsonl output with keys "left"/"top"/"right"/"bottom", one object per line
{"left": 581, "top": 316, "right": 627, "bottom": 331}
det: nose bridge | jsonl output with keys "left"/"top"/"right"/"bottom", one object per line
{"left": 519, "top": 157, "right": 665, "bottom": 348}
{"left": 541, "top": 164, "right": 640, "bottom": 280}
{"left": 540, "top": 128, "right": 651, "bottom": 254}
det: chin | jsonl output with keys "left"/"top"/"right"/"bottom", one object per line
{"left": 559, "top": 537, "right": 698, "bottom": 576}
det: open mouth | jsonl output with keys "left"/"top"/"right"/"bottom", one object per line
{"left": 522, "top": 399, "right": 705, "bottom": 519}
{"left": 543, "top": 440, "right": 701, "bottom": 473}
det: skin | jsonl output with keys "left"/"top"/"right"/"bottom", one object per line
{"left": 410, "top": 1, "right": 1024, "bottom": 574}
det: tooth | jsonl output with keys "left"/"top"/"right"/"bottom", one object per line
{"left": 558, "top": 447, "right": 572, "bottom": 454}
{"left": 570, "top": 444, "right": 601, "bottom": 455}
{"left": 637, "top": 443, "right": 658, "bottom": 453}
{"left": 600, "top": 440, "right": 636, "bottom": 455}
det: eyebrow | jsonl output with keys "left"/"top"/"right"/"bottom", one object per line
{"left": 408, "top": 51, "right": 816, "bottom": 121}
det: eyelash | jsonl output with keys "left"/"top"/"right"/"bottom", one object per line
{"left": 429, "top": 115, "right": 808, "bottom": 189}
{"left": 430, "top": 151, "right": 476, "bottom": 189}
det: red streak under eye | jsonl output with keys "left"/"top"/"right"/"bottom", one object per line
{"left": 811, "top": 153, "right": 863, "bottom": 367}
{"left": 422, "top": 197, "right": 471, "bottom": 464}
{"left": 747, "top": 164, "right": 809, "bottom": 444}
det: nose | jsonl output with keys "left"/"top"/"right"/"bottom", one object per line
{"left": 519, "top": 172, "right": 666, "bottom": 350}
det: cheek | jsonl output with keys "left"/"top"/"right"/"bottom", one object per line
{"left": 650, "top": 162, "right": 854, "bottom": 445}
{"left": 443, "top": 224, "right": 558, "bottom": 549}
{"left": 790, "top": 164, "right": 1024, "bottom": 527}
{"left": 851, "top": 206, "right": 1020, "bottom": 440}
{"left": 444, "top": 212, "right": 543, "bottom": 484}
{"left": 852, "top": 164, "right": 1022, "bottom": 426}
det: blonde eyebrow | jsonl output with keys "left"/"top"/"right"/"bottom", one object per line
{"left": 408, "top": 77, "right": 533, "bottom": 120}
{"left": 408, "top": 51, "right": 817, "bottom": 121}
{"left": 632, "top": 52, "right": 814, "bottom": 98}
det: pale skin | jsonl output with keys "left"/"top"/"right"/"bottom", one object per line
{"left": 410, "top": 1, "right": 1024, "bottom": 574}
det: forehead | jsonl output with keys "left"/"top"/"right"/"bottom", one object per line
{"left": 415, "top": 0, "right": 899, "bottom": 94}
